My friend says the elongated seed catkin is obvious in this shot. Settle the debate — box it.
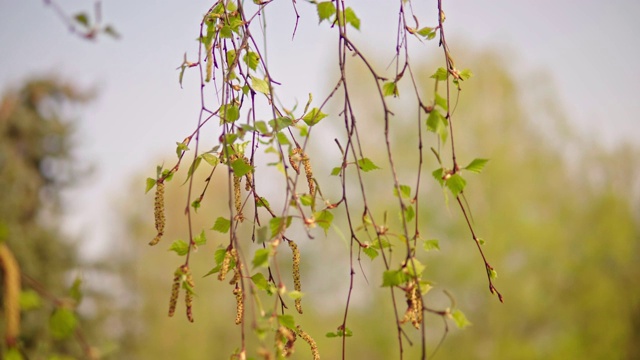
[233,285,244,325]
[218,247,233,281]
[288,240,303,314]
[296,325,319,360]
[168,266,182,317]
[184,266,195,322]
[289,147,302,174]
[150,181,165,245]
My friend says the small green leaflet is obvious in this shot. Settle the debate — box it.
[426,110,448,143]
[431,67,448,81]
[417,27,436,39]
[383,82,399,97]
[404,205,415,222]
[299,194,313,206]
[68,277,83,304]
[19,290,42,310]
[314,210,334,235]
[168,240,189,256]
[464,158,489,173]
[231,158,253,177]
[212,217,231,233]
[489,268,498,279]
[201,152,219,166]
[278,314,296,330]
[183,156,202,184]
[176,141,189,157]
[357,158,381,172]
[451,309,472,329]
[431,168,445,186]
[287,290,303,300]
[382,269,409,287]
[269,116,294,131]
[317,1,336,23]
[459,69,473,81]
[326,327,353,338]
[49,308,78,340]
[73,13,90,27]
[194,230,207,246]
[243,51,260,71]
[423,239,440,251]
[344,7,361,30]
[434,92,448,111]
[145,178,156,194]
[269,216,292,238]
[404,257,425,277]
[394,184,411,199]
[251,76,270,94]
[255,120,269,134]
[251,272,269,291]
[363,246,378,260]
[220,104,240,123]
[191,198,200,211]
[302,108,327,126]
[331,166,342,176]
[252,248,271,268]
[446,174,466,197]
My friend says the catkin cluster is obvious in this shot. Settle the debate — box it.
[288,240,303,314]
[168,265,195,322]
[289,147,302,174]
[276,326,296,358]
[296,325,319,360]
[400,281,423,329]
[218,247,235,281]
[289,147,315,198]
[149,181,165,245]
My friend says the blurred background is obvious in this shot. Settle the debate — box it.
[0,1,639,359]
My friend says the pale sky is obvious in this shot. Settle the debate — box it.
[1,0,638,257]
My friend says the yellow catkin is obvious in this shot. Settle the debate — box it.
[168,266,182,317]
[412,286,423,329]
[218,247,233,281]
[279,326,296,358]
[288,147,302,174]
[184,266,195,322]
[233,285,244,325]
[229,248,241,285]
[296,325,319,360]
[205,43,213,82]
[149,181,165,245]
[288,240,303,314]
[302,152,315,197]
[244,156,253,191]
[233,174,244,222]
[0,243,21,347]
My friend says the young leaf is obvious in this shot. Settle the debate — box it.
[404,205,415,222]
[252,248,271,268]
[183,156,202,184]
[382,269,408,287]
[393,184,411,199]
[73,13,90,27]
[231,158,253,177]
[145,178,156,194]
[404,257,425,277]
[212,217,231,233]
[317,1,336,23]
[451,309,472,329]
[302,108,327,126]
[423,239,440,251]
[269,216,292,239]
[69,277,83,304]
[251,272,270,291]
[168,240,189,256]
[446,174,466,197]
[314,210,334,235]
[434,92,448,111]
[357,158,381,172]
[176,141,189,157]
[251,76,270,94]
[430,67,448,81]
[278,314,296,330]
[363,246,378,260]
[383,82,399,97]
[331,166,342,176]
[459,69,473,80]
[464,158,489,173]
[19,290,42,311]
[344,7,361,30]
[194,230,207,246]
[417,27,435,38]
[220,104,240,123]
[299,194,313,206]
[201,152,219,166]
[243,51,260,71]
[49,308,78,340]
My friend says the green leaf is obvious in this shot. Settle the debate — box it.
[330,166,342,176]
[73,13,90,27]
[394,185,411,199]
[49,308,78,340]
[231,158,253,177]
[257,225,268,243]
[269,216,292,238]
[103,25,120,39]
[382,269,408,287]
[220,25,233,39]
[317,1,336,23]
[363,246,378,260]
[446,174,466,197]
[417,27,434,38]
[288,290,303,301]
[175,141,189,158]
[252,248,271,268]
[201,152,219,166]
[255,120,269,134]
[430,67,448,81]
[404,257,425,277]
[256,196,270,208]
[489,268,498,279]
[251,76,270,94]
[423,239,440,251]
[432,168,445,186]
[19,290,42,311]
[357,158,381,172]
[344,7,361,30]
[459,69,473,80]
[326,328,353,338]
[251,272,269,291]
[404,205,415,222]
[168,240,189,256]
[302,108,327,126]
[451,309,472,329]
[243,51,260,71]
[382,82,399,97]
[434,92,448,111]
[69,277,83,304]
[426,109,448,142]
[278,314,296,330]
[269,116,294,131]
[220,104,240,123]
[212,217,231,233]
[194,230,207,246]
[183,156,202,184]
[314,210,334,235]
[464,158,489,173]
[299,194,313,206]
[145,178,156,194]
